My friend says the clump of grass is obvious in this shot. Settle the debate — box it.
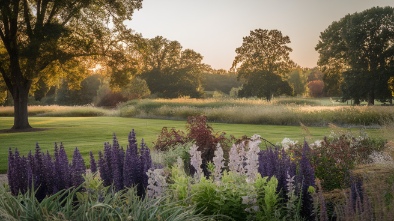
[0,105,118,117]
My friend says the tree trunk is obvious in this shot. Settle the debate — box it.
[12,86,32,130]
[367,91,375,106]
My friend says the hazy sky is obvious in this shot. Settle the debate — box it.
[128,0,394,70]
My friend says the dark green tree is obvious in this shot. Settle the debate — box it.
[56,74,102,105]
[232,29,296,100]
[316,6,394,105]
[287,69,307,96]
[139,36,206,98]
[238,70,292,101]
[0,0,142,129]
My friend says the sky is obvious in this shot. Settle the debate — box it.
[127,0,394,70]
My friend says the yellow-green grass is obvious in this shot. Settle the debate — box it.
[0,116,362,173]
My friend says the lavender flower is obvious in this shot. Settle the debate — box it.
[54,142,71,190]
[89,151,97,173]
[98,151,111,186]
[71,147,86,187]
[298,141,315,220]
[111,135,124,191]
[44,150,55,194]
[123,144,141,188]
[139,139,152,196]
[8,148,28,195]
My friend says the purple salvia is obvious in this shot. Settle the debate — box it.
[34,142,48,201]
[71,147,86,187]
[8,148,28,195]
[298,141,315,220]
[128,129,137,151]
[44,150,55,194]
[103,142,113,182]
[111,143,123,191]
[98,151,111,186]
[27,151,34,190]
[89,151,97,173]
[108,133,125,191]
[55,143,71,190]
[19,156,28,194]
[123,145,141,188]
[139,139,152,197]
[7,148,15,195]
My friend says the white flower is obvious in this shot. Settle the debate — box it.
[245,140,260,183]
[213,143,225,182]
[228,142,246,175]
[281,138,298,150]
[189,144,203,180]
[146,168,167,199]
[311,140,323,148]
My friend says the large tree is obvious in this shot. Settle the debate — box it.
[0,0,142,129]
[232,29,295,100]
[316,6,394,105]
[139,36,207,98]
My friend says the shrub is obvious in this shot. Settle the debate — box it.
[153,127,188,151]
[95,91,127,107]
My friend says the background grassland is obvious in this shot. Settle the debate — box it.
[118,98,394,126]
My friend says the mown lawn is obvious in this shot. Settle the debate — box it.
[0,116,346,172]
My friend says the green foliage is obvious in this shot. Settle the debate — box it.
[202,73,241,94]
[139,36,206,98]
[316,6,394,105]
[232,29,295,76]
[121,77,151,100]
[287,69,307,96]
[255,176,282,221]
[169,158,192,202]
[0,174,211,221]
[0,0,143,129]
[191,172,250,220]
[238,70,293,101]
[56,74,102,106]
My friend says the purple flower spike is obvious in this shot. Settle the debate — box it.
[71,147,86,187]
[90,151,97,173]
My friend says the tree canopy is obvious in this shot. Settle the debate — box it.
[316,6,394,105]
[0,0,142,129]
[232,29,295,100]
[139,36,207,98]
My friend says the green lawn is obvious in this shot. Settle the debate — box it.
[0,116,380,173]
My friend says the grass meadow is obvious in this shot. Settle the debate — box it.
[0,116,336,173]
[0,97,391,173]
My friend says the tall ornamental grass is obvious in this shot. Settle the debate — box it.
[118,99,394,126]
